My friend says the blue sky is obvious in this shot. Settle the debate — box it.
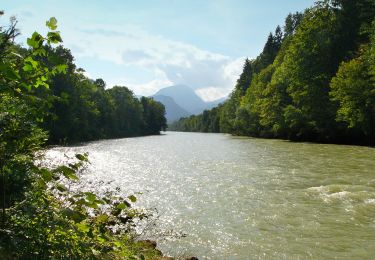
[2,0,315,100]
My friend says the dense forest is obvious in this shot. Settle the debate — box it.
[170,0,375,145]
[43,51,167,143]
[0,14,166,258]
[2,18,167,145]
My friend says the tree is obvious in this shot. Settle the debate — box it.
[1,15,66,228]
[0,16,164,259]
[219,58,254,133]
[141,97,167,135]
[273,5,341,140]
[94,78,106,90]
[169,1,375,144]
[330,56,374,138]
[283,12,303,38]
[329,22,375,142]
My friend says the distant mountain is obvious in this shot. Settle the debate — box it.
[152,95,190,122]
[150,84,228,123]
[153,85,206,114]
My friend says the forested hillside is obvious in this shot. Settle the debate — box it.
[170,0,375,145]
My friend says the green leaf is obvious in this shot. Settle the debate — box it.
[55,165,78,180]
[76,222,90,233]
[23,63,34,72]
[55,64,67,74]
[25,57,38,69]
[128,195,137,203]
[36,179,47,189]
[75,153,88,162]
[46,17,58,30]
[85,202,99,209]
[116,202,128,210]
[95,214,109,223]
[0,63,20,80]
[85,192,96,202]
[27,32,43,48]
[113,241,122,247]
[112,208,121,216]
[47,31,62,44]
[61,208,86,222]
[27,38,36,48]
[33,48,47,56]
[56,183,67,192]
[40,168,53,182]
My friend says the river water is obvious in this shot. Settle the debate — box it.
[46,132,375,259]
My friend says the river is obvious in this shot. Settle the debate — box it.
[45,131,375,259]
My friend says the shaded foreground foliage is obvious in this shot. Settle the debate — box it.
[0,15,166,258]
[170,0,375,145]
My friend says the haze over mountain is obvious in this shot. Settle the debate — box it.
[205,96,227,110]
[151,85,227,122]
[152,95,190,122]
[153,85,206,114]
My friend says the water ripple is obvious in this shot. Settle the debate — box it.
[45,132,375,259]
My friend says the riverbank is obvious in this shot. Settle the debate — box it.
[168,129,375,147]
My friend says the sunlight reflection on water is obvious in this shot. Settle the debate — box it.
[45,132,375,259]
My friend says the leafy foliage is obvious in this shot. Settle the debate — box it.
[330,22,375,142]
[171,1,375,145]
[0,14,164,258]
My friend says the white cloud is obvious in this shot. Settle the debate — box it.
[73,26,228,68]
[8,12,245,99]
[128,78,173,97]
[224,57,246,84]
[121,49,153,65]
[195,87,229,102]
[195,57,245,101]
[106,69,173,97]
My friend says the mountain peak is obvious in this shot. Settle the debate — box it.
[151,85,227,123]
[154,85,206,114]
[154,84,194,95]
[152,95,190,122]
